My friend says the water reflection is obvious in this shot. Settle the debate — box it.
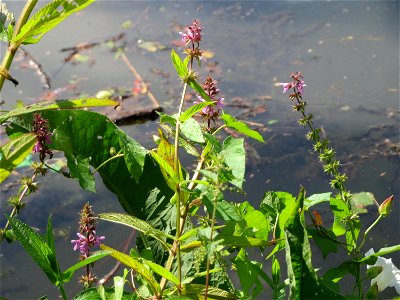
[1,1,398,299]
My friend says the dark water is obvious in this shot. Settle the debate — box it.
[1,1,399,299]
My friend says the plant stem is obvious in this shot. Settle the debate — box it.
[359,214,383,250]
[204,184,219,300]
[0,0,38,91]
[1,172,37,242]
[58,283,67,300]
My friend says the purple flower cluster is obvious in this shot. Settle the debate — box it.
[71,231,105,254]
[71,203,105,257]
[179,19,202,45]
[280,72,306,95]
[32,113,53,161]
[195,75,224,127]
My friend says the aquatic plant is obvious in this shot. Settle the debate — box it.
[0,1,399,299]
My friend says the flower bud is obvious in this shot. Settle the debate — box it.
[378,195,394,217]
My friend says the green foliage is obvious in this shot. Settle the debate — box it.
[221,114,264,142]
[13,0,96,45]
[180,102,214,123]
[73,287,138,300]
[98,212,174,246]
[8,216,61,285]
[221,136,245,189]
[0,133,36,183]
[284,188,343,299]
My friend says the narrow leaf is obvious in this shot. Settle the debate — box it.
[179,101,214,123]
[221,114,264,142]
[0,98,119,123]
[62,250,111,283]
[100,244,160,294]
[98,212,174,242]
[187,79,212,102]
[145,260,179,286]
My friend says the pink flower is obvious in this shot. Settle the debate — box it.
[280,82,293,93]
[279,72,306,95]
[179,20,202,45]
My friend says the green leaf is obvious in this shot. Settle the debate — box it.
[284,188,344,299]
[350,192,375,214]
[198,186,241,221]
[145,260,179,286]
[150,151,179,184]
[8,217,60,285]
[304,192,332,208]
[187,79,212,102]
[0,133,36,183]
[114,276,125,300]
[179,101,214,123]
[244,209,270,241]
[221,114,264,142]
[180,117,205,143]
[307,227,338,259]
[221,136,245,188]
[221,235,273,247]
[100,244,160,295]
[98,212,174,244]
[65,153,95,192]
[181,284,237,299]
[0,98,119,123]
[14,0,96,45]
[233,249,265,299]
[321,261,355,292]
[72,287,138,300]
[171,49,188,79]
[330,195,350,236]
[357,245,400,264]
[62,250,111,283]
[118,130,147,183]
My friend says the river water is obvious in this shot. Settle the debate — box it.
[1,1,399,299]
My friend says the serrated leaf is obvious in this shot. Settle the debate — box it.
[221,114,264,142]
[14,0,96,45]
[8,217,59,285]
[0,133,36,183]
[171,49,188,79]
[0,98,118,123]
[98,213,174,243]
[72,287,138,300]
[179,101,214,123]
[100,244,160,294]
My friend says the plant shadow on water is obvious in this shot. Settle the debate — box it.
[0,1,398,299]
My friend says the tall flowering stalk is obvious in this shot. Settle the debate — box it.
[32,113,53,162]
[195,75,224,131]
[71,202,105,288]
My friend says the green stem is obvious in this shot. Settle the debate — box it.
[1,172,37,242]
[0,0,38,91]
[359,214,383,250]
[92,153,124,174]
[204,184,219,300]
[58,283,68,300]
